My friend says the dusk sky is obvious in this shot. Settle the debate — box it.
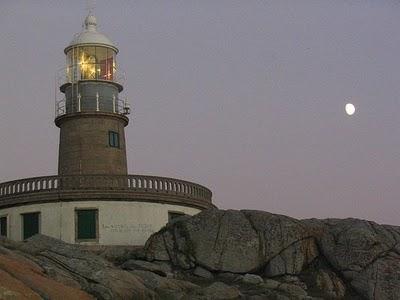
[1,1,399,225]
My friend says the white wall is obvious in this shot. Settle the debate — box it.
[0,201,201,245]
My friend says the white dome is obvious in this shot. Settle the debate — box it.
[65,14,118,53]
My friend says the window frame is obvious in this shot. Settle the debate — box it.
[75,208,99,243]
[21,212,41,240]
[0,215,8,238]
[108,130,120,148]
[168,211,186,223]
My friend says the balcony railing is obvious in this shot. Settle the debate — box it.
[55,95,130,118]
[0,175,213,209]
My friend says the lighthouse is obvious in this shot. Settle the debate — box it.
[0,12,214,245]
[56,14,130,176]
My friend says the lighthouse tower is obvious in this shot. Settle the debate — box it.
[0,12,213,246]
[55,14,130,176]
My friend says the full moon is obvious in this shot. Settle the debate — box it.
[345,103,356,116]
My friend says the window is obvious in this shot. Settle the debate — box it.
[109,131,120,148]
[0,216,7,237]
[22,212,40,240]
[168,211,186,223]
[76,209,98,241]
[79,46,97,80]
[66,46,116,82]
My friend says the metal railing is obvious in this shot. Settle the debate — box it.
[0,174,212,204]
[55,95,130,118]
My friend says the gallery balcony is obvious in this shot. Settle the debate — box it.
[0,175,214,211]
[55,95,130,118]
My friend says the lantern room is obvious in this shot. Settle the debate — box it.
[56,14,128,117]
[65,46,116,82]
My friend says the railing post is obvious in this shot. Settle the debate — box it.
[77,93,81,112]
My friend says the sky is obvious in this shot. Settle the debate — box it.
[0,1,399,225]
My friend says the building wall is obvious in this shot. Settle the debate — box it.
[57,114,128,175]
[0,201,200,245]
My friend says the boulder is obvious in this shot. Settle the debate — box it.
[1,208,400,300]
[10,235,155,300]
[130,270,200,298]
[0,245,93,300]
[217,272,243,283]
[145,209,400,299]
[264,238,318,277]
[312,219,400,299]
[145,209,317,274]
[0,269,42,300]
[203,282,241,299]
[241,274,264,285]
[121,259,168,276]
[193,266,213,279]
[277,283,308,298]
[145,233,170,261]
[263,279,280,289]
[314,269,346,299]
[84,245,145,265]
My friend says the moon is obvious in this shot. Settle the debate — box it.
[345,103,356,116]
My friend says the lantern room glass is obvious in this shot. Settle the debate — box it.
[66,46,116,82]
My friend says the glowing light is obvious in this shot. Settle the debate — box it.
[79,52,96,79]
[345,103,356,116]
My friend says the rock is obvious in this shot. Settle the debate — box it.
[311,219,400,299]
[263,279,280,289]
[153,261,174,277]
[244,296,266,300]
[146,209,400,299]
[242,274,264,285]
[193,266,213,279]
[145,232,170,261]
[0,269,42,300]
[1,208,400,300]
[298,257,349,299]
[154,289,185,300]
[121,259,168,276]
[277,283,308,298]
[314,269,346,299]
[217,272,243,282]
[145,210,261,272]
[145,209,316,274]
[203,282,241,299]
[130,270,169,290]
[91,246,145,265]
[264,238,319,277]
[131,270,200,298]
[0,245,94,300]
[278,275,308,291]
[10,235,155,300]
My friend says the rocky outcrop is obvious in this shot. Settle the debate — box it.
[145,209,400,299]
[0,235,155,300]
[0,240,93,300]
[1,209,399,299]
[307,218,400,300]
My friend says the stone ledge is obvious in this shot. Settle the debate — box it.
[0,189,215,211]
